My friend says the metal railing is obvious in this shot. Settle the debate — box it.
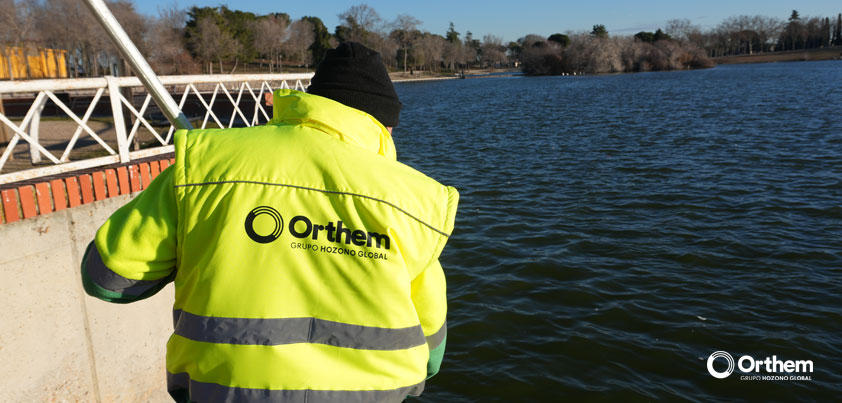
[0,73,313,185]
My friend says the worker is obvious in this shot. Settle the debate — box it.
[80,42,459,403]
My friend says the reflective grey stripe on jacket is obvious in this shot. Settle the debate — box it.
[84,242,166,296]
[426,321,447,349]
[172,309,427,350]
[167,372,425,403]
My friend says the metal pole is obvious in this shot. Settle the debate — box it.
[81,0,193,130]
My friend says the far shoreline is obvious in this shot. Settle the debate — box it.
[389,68,521,83]
[385,47,842,82]
[713,46,842,65]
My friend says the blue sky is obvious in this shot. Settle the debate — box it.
[135,1,842,43]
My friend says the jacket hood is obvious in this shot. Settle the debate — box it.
[270,89,396,160]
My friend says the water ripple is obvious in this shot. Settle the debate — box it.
[395,61,842,401]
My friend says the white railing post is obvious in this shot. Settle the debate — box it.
[28,95,46,164]
[106,76,130,163]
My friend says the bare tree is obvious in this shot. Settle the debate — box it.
[518,35,566,75]
[337,4,382,47]
[0,0,38,47]
[781,10,806,50]
[462,31,480,66]
[147,5,196,74]
[803,17,824,48]
[38,0,119,77]
[367,27,398,69]
[339,4,381,31]
[190,17,218,74]
[752,16,784,52]
[718,16,752,54]
[109,0,148,75]
[286,18,314,69]
[382,36,400,68]
[31,0,151,77]
[253,15,288,72]
[391,14,421,73]
[665,19,698,43]
[480,34,507,68]
[442,40,463,71]
[0,0,14,43]
[190,16,240,74]
[563,34,622,73]
[0,0,40,79]
[416,33,445,72]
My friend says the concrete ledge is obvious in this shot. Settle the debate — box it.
[0,193,173,402]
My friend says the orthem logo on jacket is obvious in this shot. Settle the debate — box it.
[244,206,284,243]
[245,206,391,249]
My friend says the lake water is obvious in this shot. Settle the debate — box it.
[392,61,842,401]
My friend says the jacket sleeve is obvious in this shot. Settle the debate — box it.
[410,258,448,380]
[81,165,178,303]
[411,184,458,380]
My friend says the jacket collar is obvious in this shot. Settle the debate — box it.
[270,89,396,160]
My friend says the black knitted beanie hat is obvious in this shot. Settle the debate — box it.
[307,42,402,127]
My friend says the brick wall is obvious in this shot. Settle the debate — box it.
[1,157,174,225]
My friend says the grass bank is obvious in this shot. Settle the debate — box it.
[714,46,842,64]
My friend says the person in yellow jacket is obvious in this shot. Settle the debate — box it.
[80,42,459,403]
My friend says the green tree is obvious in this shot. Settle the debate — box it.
[781,9,804,50]
[334,25,352,43]
[634,31,655,43]
[507,41,521,58]
[301,16,331,64]
[463,31,480,64]
[446,22,459,43]
[653,28,671,41]
[218,6,259,62]
[184,6,258,71]
[547,33,570,47]
[822,17,831,47]
[835,14,841,46]
[590,24,608,38]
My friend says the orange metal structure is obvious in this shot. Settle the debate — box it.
[0,47,68,79]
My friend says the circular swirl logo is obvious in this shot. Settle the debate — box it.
[244,206,283,243]
[707,351,735,379]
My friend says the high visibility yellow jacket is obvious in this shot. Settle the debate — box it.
[81,89,459,402]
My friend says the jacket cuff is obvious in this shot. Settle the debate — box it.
[81,241,173,304]
[426,323,447,380]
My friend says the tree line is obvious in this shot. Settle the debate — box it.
[662,10,842,57]
[1,1,840,78]
[517,28,714,75]
[520,9,842,75]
